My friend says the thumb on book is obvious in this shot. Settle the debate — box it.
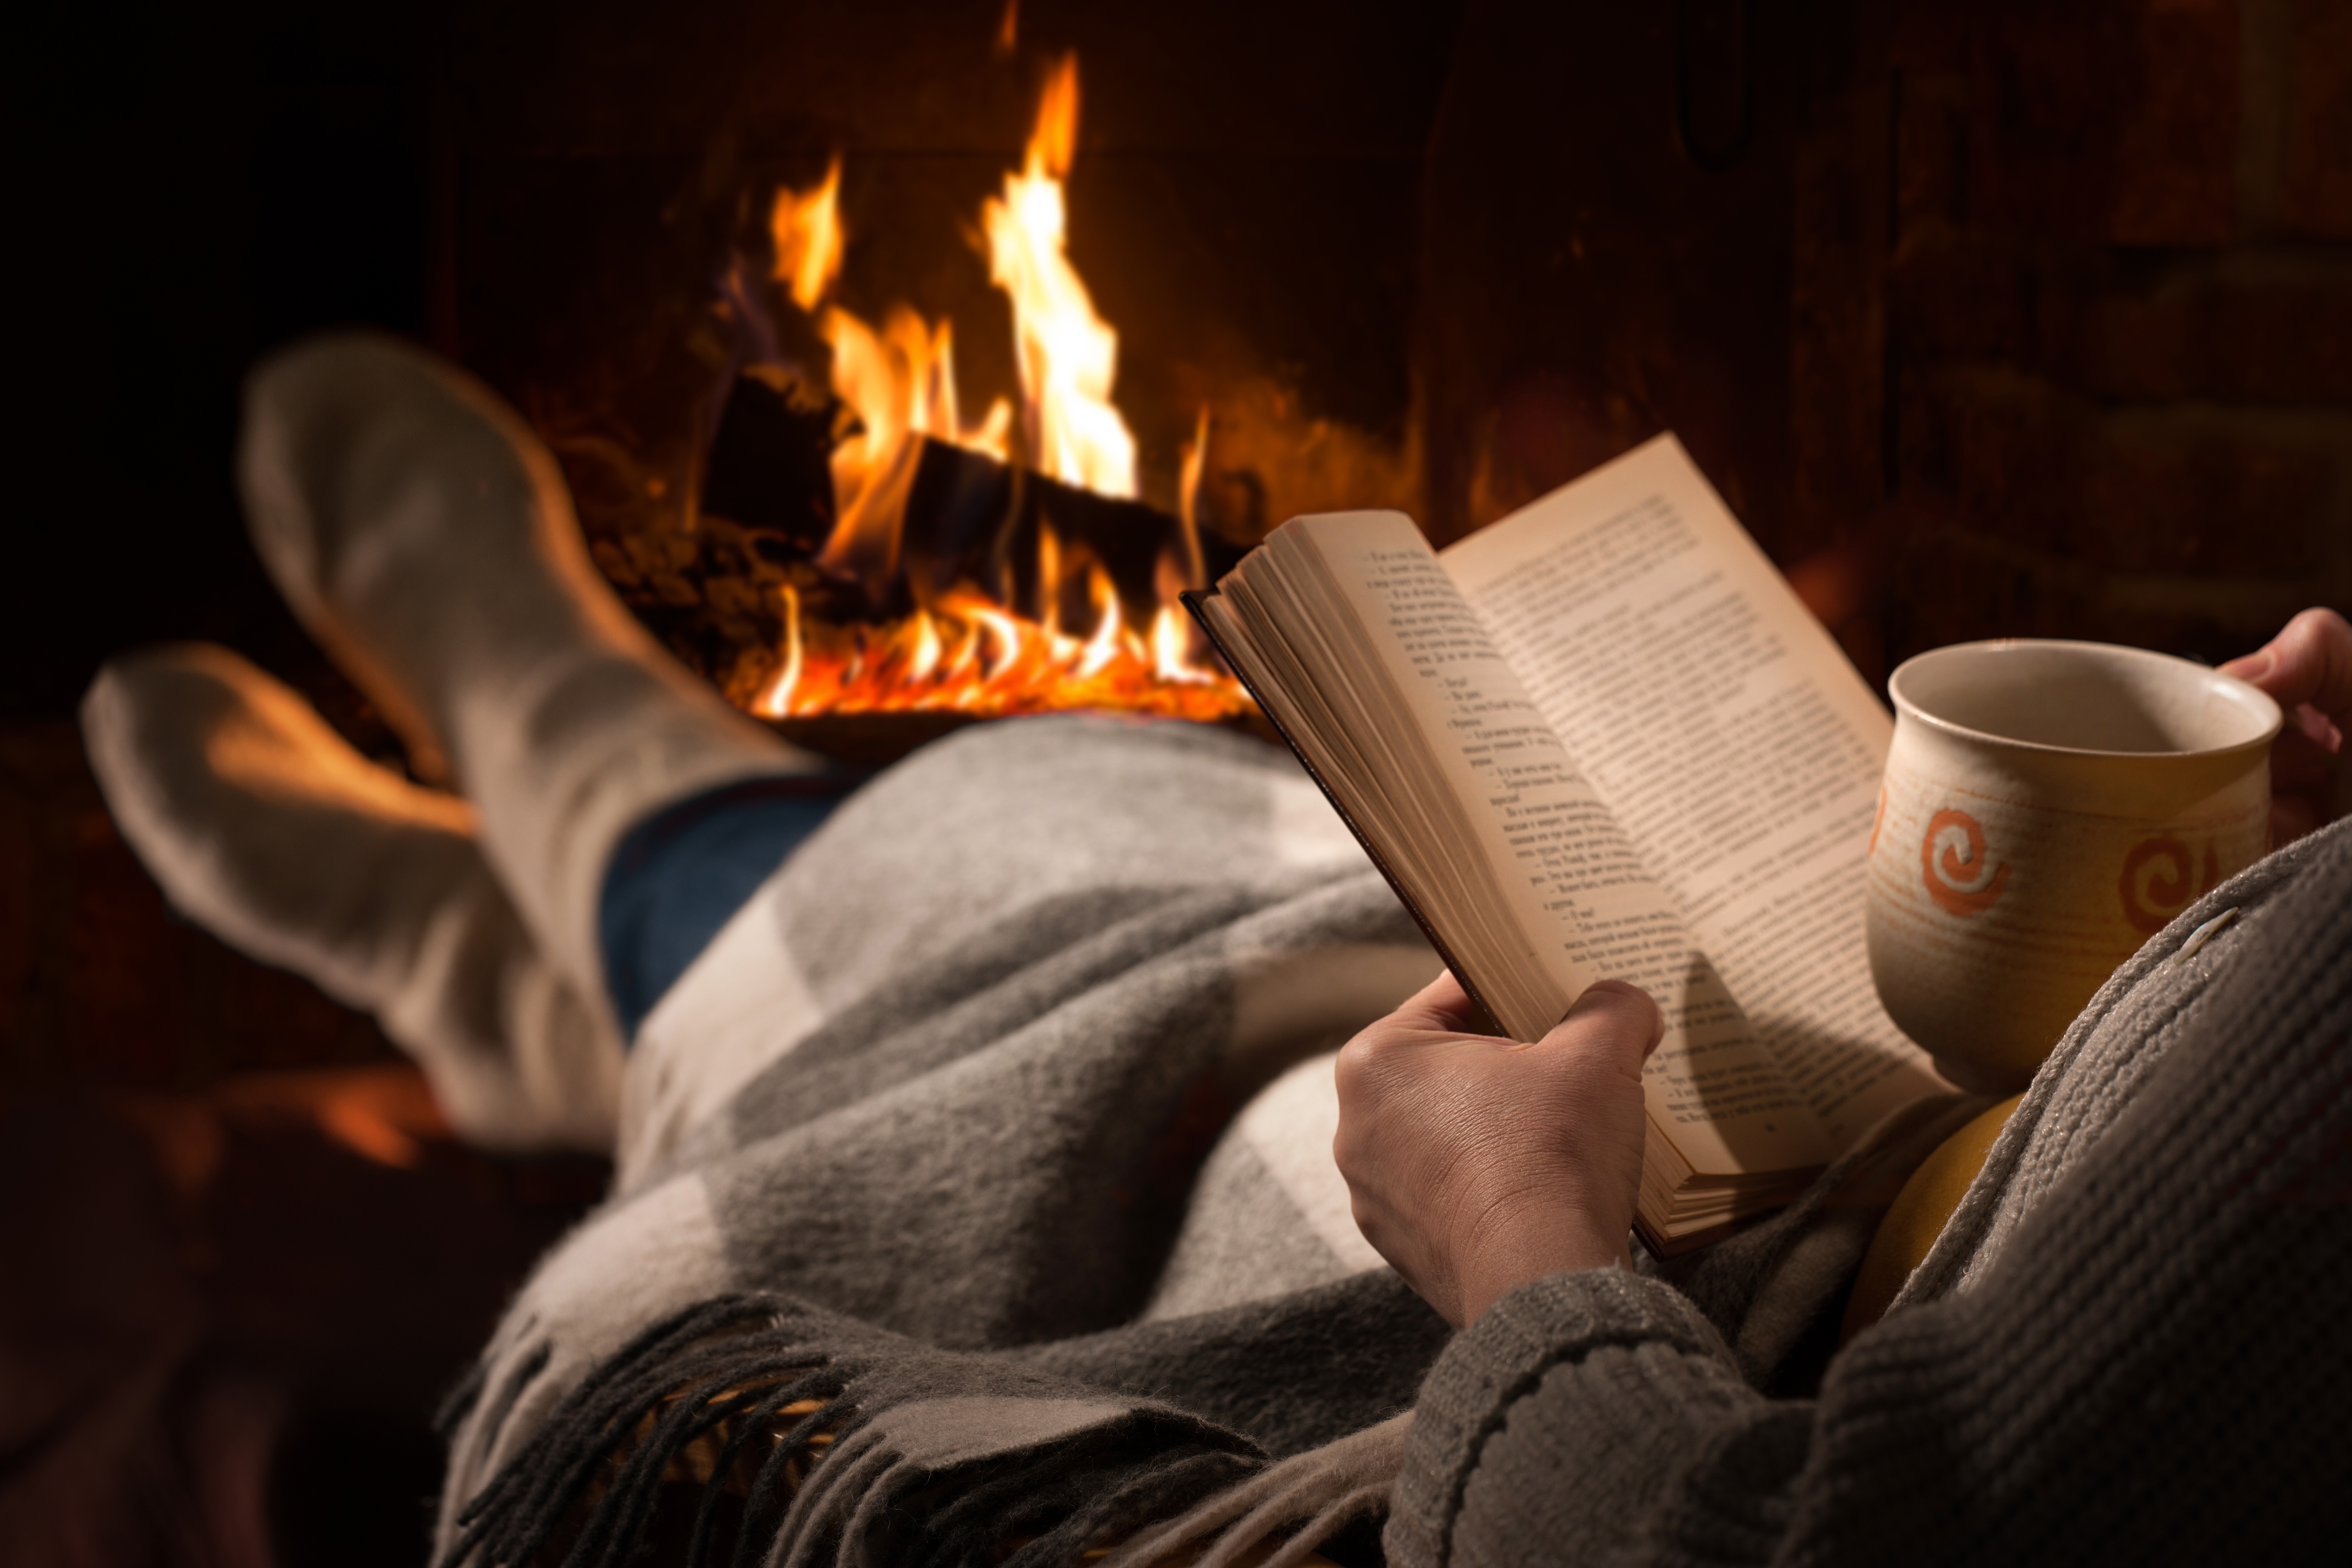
[1551,979,1667,1081]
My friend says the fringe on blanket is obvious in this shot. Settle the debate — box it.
[436,1295,1266,1568]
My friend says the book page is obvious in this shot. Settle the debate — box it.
[1278,514,1832,1175]
[1443,436,1946,1150]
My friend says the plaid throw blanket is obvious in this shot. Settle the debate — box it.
[433,716,1461,1567]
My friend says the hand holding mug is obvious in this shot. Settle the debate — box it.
[2219,607,2351,847]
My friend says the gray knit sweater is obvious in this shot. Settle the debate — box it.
[1389,810,2352,1565]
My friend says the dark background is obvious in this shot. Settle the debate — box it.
[2,2,2347,1564]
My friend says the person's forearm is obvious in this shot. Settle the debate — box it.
[1388,1269,1782,1568]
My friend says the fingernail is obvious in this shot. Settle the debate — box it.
[1568,980,1642,1013]
[2225,650,2274,682]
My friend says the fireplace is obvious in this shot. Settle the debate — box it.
[432,0,1461,760]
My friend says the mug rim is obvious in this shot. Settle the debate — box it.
[1887,638,2284,761]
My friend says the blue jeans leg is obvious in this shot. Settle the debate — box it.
[596,775,854,1041]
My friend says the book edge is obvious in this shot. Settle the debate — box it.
[1183,587,1508,1038]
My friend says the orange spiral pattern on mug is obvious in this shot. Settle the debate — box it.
[2119,835,2221,936]
[1922,808,2009,916]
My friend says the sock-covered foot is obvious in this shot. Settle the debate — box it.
[236,332,814,1014]
[82,642,623,1152]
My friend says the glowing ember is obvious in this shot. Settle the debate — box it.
[747,51,1250,725]
[752,577,1245,723]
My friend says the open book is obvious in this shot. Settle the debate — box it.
[1187,434,1946,1254]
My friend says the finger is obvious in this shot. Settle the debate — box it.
[1541,979,1665,1078]
[1375,968,1492,1038]
[2291,701,2345,756]
[2222,609,2352,748]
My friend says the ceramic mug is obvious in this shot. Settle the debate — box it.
[1866,640,2281,1092]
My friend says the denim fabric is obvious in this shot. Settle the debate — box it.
[597,775,853,1040]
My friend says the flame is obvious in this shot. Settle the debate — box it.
[983,54,1137,498]
[748,59,1246,726]
[770,157,845,312]
[1176,404,1210,588]
[756,582,807,716]
[1077,567,1123,677]
[1150,603,1210,686]
[750,527,1239,722]
[817,303,1012,589]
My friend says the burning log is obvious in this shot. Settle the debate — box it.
[898,438,1246,633]
[700,373,1243,632]
[693,370,1256,761]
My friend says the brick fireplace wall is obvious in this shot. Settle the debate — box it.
[1816,0,2352,681]
[1418,0,2349,688]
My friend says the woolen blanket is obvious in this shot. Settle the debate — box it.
[434,714,1463,1566]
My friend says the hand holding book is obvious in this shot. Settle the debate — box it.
[1189,434,1948,1253]
[1334,970,1664,1326]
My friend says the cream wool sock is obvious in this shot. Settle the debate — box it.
[82,644,621,1151]
[235,333,815,1024]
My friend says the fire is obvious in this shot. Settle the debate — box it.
[766,156,1012,592]
[769,156,844,312]
[984,54,1136,499]
[816,304,1011,592]
[753,578,1242,722]
[747,51,1248,726]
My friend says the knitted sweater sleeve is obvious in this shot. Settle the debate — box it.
[1388,820,2352,1567]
